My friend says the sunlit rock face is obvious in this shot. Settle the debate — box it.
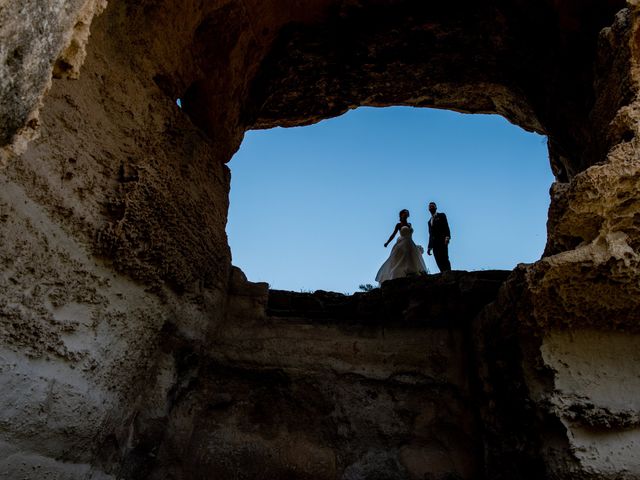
[0,0,107,162]
[0,0,639,479]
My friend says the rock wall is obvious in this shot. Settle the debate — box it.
[1,1,233,477]
[474,266,640,480]
[143,270,509,480]
[0,0,639,479]
[0,0,107,162]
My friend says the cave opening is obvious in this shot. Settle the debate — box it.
[227,106,552,293]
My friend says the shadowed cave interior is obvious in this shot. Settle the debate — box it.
[1,1,639,479]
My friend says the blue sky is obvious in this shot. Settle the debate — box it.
[227,106,553,293]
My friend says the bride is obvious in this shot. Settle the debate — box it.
[375,209,428,284]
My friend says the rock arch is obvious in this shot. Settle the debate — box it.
[1,1,639,479]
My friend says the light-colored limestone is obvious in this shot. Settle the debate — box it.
[0,0,107,164]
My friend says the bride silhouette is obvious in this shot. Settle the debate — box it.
[375,209,428,284]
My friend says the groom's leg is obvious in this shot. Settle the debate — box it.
[434,244,451,272]
[441,244,451,271]
[434,246,444,272]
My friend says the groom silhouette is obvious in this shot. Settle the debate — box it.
[427,201,452,272]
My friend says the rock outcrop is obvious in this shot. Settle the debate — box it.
[1,1,639,479]
[0,0,107,163]
[141,270,510,480]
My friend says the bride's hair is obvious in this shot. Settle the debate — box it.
[399,209,409,219]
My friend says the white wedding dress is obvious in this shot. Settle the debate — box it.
[375,225,428,284]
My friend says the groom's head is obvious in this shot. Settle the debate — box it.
[428,202,437,214]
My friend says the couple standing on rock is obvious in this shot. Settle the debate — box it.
[375,202,451,285]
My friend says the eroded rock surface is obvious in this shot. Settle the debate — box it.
[141,271,508,480]
[1,0,639,479]
[474,266,640,479]
[0,0,107,162]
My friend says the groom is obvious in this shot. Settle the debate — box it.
[427,201,452,272]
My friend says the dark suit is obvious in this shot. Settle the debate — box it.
[428,212,452,272]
